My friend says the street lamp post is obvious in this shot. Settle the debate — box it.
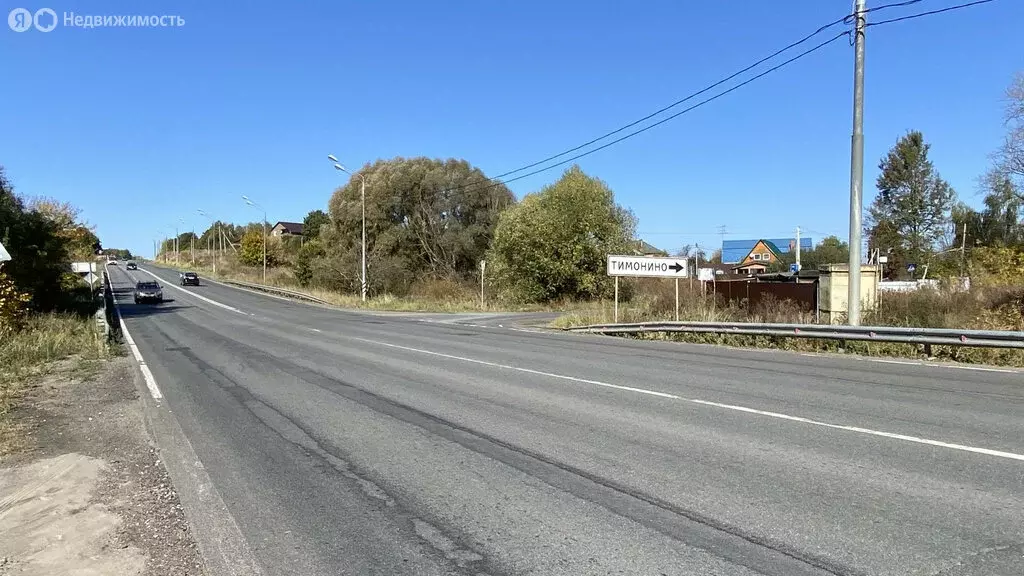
[241,196,267,283]
[197,210,218,275]
[328,155,367,302]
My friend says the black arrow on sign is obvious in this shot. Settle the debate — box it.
[669,262,685,273]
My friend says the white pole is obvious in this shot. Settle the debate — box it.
[674,277,679,321]
[480,261,485,309]
[614,276,619,323]
[795,226,801,271]
[360,177,367,302]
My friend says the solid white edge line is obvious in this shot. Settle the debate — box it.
[106,266,163,400]
[350,336,1024,462]
[138,268,245,315]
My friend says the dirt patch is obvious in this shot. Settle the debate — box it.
[0,357,204,575]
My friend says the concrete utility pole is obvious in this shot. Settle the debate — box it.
[847,0,867,326]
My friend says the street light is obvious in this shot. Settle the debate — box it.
[241,195,267,283]
[174,217,189,267]
[328,155,366,301]
[197,210,218,275]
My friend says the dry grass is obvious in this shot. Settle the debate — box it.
[155,251,587,314]
[0,313,109,454]
[551,279,1024,367]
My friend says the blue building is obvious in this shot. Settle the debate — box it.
[721,238,813,264]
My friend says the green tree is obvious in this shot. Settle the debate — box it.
[486,165,636,303]
[239,229,279,267]
[326,156,514,295]
[294,240,325,287]
[303,209,330,240]
[0,167,77,311]
[805,236,849,269]
[867,131,956,279]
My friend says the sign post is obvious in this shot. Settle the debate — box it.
[606,255,689,323]
[674,278,679,322]
[614,277,619,323]
[479,260,486,310]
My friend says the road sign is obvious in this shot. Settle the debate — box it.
[878,255,888,264]
[790,263,800,274]
[83,272,98,286]
[697,268,715,282]
[606,255,688,278]
[0,240,10,263]
[72,262,97,274]
[906,263,916,273]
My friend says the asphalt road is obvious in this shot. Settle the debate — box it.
[107,264,1024,576]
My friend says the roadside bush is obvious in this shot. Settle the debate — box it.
[294,240,325,287]
[0,272,31,338]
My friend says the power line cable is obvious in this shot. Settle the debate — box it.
[460,30,850,195]
[440,12,857,194]
[866,0,997,26]
[863,0,927,13]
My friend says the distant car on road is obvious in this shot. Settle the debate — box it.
[107,259,117,266]
[180,271,200,286]
[134,281,163,304]
[126,261,138,270]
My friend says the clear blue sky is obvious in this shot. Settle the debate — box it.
[2,0,1020,258]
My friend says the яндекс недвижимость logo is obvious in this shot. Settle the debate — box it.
[8,7,57,32]
[8,8,185,32]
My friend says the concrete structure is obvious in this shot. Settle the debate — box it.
[818,264,878,324]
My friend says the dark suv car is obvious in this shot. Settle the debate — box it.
[180,271,200,286]
[133,281,163,304]
[126,261,138,270]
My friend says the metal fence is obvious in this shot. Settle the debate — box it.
[100,271,123,342]
[565,321,1024,350]
[220,279,332,305]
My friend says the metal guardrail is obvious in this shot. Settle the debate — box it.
[565,321,1024,349]
[100,270,123,342]
[220,279,333,305]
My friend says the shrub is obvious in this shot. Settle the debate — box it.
[0,272,31,338]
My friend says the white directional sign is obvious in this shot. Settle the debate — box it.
[72,262,97,274]
[698,268,715,282]
[606,255,688,278]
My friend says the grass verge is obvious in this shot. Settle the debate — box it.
[552,283,1024,368]
[150,257,598,314]
[0,313,111,456]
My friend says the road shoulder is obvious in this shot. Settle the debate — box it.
[0,356,204,575]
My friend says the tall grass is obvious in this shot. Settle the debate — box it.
[552,280,1024,367]
[157,250,585,313]
[1,313,109,454]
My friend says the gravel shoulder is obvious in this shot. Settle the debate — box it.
[0,355,205,576]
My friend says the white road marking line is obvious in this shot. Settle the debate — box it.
[350,336,1024,462]
[941,364,1018,374]
[105,266,163,400]
[866,357,1019,373]
[351,337,681,400]
[310,328,322,333]
[138,268,245,314]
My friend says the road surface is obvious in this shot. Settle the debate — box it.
[106,264,1024,576]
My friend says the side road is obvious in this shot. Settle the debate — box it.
[0,355,205,576]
